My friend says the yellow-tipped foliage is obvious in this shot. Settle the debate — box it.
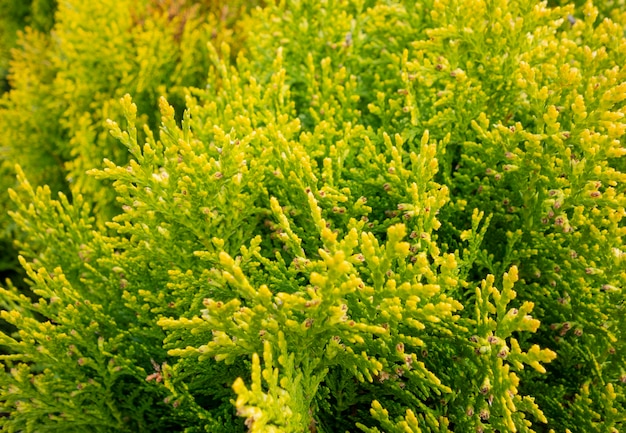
[0,0,624,432]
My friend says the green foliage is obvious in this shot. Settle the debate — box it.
[0,0,259,279]
[0,0,624,432]
[0,0,56,91]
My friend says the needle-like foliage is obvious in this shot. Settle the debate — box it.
[0,0,624,432]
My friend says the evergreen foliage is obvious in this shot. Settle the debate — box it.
[0,0,624,432]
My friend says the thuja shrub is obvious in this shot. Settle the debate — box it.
[0,0,56,91]
[1,0,624,432]
[0,0,258,279]
[0,0,56,276]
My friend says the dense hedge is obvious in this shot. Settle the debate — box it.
[0,0,625,432]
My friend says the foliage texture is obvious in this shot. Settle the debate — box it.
[0,0,625,432]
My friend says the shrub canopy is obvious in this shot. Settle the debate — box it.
[0,0,625,432]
